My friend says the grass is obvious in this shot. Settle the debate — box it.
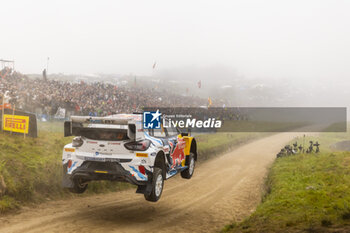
[0,121,264,213]
[223,129,350,233]
[0,122,132,213]
[219,121,307,133]
[196,132,266,161]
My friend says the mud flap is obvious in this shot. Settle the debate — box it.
[62,164,74,188]
[136,169,153,195]
[136,182,153,195]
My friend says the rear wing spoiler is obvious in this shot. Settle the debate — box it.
[64,116,144,141]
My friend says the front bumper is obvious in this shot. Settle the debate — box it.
[62,161,148,188]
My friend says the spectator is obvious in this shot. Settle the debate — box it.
[0,69,221,117]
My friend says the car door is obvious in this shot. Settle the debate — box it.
[150,126,185,170]
[165,126,186,169]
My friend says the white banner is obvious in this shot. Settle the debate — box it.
[54,107,66,119]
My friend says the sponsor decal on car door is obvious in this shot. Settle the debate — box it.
[168,136,186,169]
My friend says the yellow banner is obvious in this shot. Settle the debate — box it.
[3,114,29,134]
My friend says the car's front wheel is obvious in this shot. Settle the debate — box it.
[181,152,195,179]
[144,167,164,202]
[69,177,88,194]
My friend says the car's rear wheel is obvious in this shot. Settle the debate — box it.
[144,167,164,202]
[69,177,88,194]
[181,152,195,179]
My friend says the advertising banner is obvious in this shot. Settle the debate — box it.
[0,109,37,137]
[2,114,30,134]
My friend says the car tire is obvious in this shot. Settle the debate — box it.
[69,177,88,194]
[144,167,164,202]
[181,152,195,179]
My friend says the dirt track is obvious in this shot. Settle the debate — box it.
[0,132,305,233]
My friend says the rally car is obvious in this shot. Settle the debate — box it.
[62,114,197,202]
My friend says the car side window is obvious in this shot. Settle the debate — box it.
[152,128,167,138]
[148,125,180,138]
[167,126,179,137]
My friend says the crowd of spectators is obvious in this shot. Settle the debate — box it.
[0,68,212,118]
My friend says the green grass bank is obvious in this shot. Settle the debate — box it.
[223,131,350,233]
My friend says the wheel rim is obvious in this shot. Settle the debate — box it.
[77,178,86,188]
[189,157,195,175]
[155,174,163,197]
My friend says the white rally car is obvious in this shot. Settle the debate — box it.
[62,114,197,202]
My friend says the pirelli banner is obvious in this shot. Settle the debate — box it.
[0,109,37,138]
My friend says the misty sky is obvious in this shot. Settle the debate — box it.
[1,0,349,81]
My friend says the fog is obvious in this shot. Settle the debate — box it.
[1,0,350,107]
[154,65,350,108]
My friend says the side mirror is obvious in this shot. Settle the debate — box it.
[181,128,191,137]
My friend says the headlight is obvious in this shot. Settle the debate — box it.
[72,136,84,147]
[124,140,151,151]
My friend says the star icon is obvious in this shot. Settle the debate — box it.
[151,110,161,122]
